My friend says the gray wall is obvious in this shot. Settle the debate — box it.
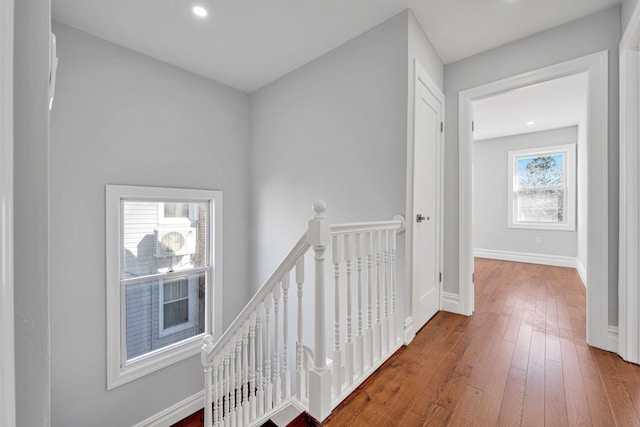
[444,6,620,323]
[249,11,443,338]
[49,22,251,427]
[14,0,51,426]
[473,126,578,257]
[250,11,409,288]
[408,11,443,89]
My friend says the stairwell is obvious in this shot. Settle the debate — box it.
[198,201,405,426]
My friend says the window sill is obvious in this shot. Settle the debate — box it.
[507,222,576,231]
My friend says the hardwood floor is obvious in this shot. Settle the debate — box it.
[324,258,640,426]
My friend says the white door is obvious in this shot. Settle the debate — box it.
[412,62,443,332]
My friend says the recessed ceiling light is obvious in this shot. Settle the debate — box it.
[193,6,208,17]
[527,121,535,126]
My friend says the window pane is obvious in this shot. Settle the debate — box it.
[164,203,190,218]
[517,154,564,189]
[163,278,188,302]
[164,299,188,328]
[517,188,565,222]
[121,200,208,278]
[124,272,206,360]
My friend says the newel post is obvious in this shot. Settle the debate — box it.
[307,200,332,421]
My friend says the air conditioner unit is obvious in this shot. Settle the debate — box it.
[154,227,197,257]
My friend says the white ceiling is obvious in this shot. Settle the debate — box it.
[51,0,620,93]
[472,72,587,141]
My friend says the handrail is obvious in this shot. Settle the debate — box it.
[204,217,404,359]
[330,215,405,235]
[203,232,310,359]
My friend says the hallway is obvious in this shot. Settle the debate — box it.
[324,258,639,426]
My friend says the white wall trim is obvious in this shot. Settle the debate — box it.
[441,291,461,314]
[0,0,15,425]
[132,390,204,427]
[609,325,619,354]
[618,0,640,364]
[474,249,577,268]
[576,258,587,288]
[459,51,610,351]
[403,316,415,345]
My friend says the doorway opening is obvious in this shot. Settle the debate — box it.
[472,73,587,283]
[458,51,613,352]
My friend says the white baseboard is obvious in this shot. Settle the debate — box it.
[474,248,577,269]
[132,390,203,427]
[608,325,619,353]
[403,316,415,345]
[576,258,588,287]
[441,291,461,314]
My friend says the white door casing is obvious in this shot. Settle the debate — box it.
[618,2,640,364]
[411,60,444,334]
[0,0,15,425]
[458,51,611,351]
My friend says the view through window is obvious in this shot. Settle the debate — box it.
[508,144,576,230]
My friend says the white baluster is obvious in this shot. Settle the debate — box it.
[256,304,264,418]
[210,356,218,427]
[295,257,305,401]
[307,200,332,421]
[344,233,354,386]
[224,353,230,426]
[235,333,242,427]
[366,231,374,369]
[332,234,342,396]
[264,294,273,411]
[382,230,389,354]
[355,233,364,376]
[242,323,249,426]
[217,361,224,426]
[375,230,382,361]
[249,313,257,421]
[282,274,291,400]
[390,229,397,347]
[273,285,282,406]
[229,344,236,427]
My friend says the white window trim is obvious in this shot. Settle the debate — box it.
[507,143,576,231]
[106,185,223,390]
[0,0,15,424]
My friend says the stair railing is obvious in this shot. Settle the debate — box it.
[201,201,405,426]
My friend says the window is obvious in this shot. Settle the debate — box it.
[106,185,222,389]
[158,202,197,224]
[162,277,189,330]
[508,144,576,230]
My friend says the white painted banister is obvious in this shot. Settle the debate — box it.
[201,202,405,426]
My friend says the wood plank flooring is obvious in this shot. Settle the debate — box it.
[324,258,640,426]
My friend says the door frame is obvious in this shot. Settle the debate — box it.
[618,3,640,363]
[458,51,613,351]
[404,59,444,344]
[0,0,16,425]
